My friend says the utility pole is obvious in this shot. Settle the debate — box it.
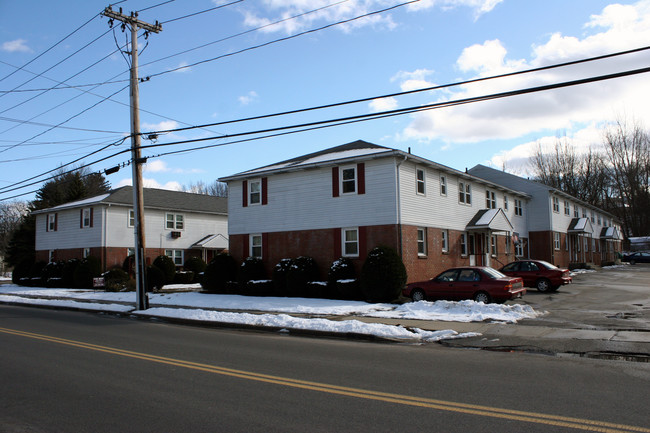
[102,6,162,310]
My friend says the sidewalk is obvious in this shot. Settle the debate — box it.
[2,287,649,360]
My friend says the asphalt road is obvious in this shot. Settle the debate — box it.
[1,305,649,433]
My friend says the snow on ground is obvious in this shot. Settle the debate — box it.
[0,283,543,342]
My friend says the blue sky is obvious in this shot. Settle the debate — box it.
[1,0,649,200]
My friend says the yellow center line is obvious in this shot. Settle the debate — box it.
[1,326,647,433]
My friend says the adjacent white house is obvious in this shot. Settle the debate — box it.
[33,186,228,270]
[468,164,623,266]
[219,140,531,282]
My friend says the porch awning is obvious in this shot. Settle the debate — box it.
[600,227,621,240]
[466,209,513,232]
[568,218,594,234]
[190,233,228,250]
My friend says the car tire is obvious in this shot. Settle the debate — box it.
[630,259,636,265]
[536,278,552,292]
[411,289,426,302]
[473,291,491,304]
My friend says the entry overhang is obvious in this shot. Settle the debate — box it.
[465,209,514,233]
[568,218,594,234]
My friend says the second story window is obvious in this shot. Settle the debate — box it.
[249,179,261,205]
[82,208,92,228]
[564,200,570,215]
[166,213,184,230]
[503,195,509,211]
[128,210,135,227]
[458,181,471,205]
[440,175,447,196]
[416,168,425,195]
[552,197,560,213]
[341,166,357,194]
[47,213,57,232]
[514,199,523,216]
[486,190,496,209]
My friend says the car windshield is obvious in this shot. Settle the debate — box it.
[537,260,559,270]
[482,267,507,279]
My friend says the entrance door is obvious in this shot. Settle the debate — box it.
[469,234,476,266]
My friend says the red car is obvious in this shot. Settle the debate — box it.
[499,260,572,293]
[403,266,526,304]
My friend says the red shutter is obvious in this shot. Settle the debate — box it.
[332,167,339,197]
[333,228,341,258]
[261,177,268,205]
[90,208,94,228]
[80,209,84,228]
[262,233,269,259]
[54,213,58,231]
[359,226,367,259]
[242,235,249,258]
[242,180,248,207]
[357,163,365,195]
[46,215,49,232]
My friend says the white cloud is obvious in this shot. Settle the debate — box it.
[1,39,31,53]
[172,61,192,73]
[143,159,169,173]
[238,90,258,105]
[398,1,650,144]
[116,177,183,191]
[142,120,179,132]
[391,69,436,91]
[408,0,503,19]
[369,97,398,112]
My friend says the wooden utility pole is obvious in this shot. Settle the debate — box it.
[102,6,162,310]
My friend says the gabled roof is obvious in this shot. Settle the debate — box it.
[219,140,530,198]
[33,186,227,215]
[466,208,514,232]
[568,217,594,234]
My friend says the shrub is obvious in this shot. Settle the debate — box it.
[202,253,238,293]
[12,259,33,285]
[271,258,293,296]
[28,261,47,287]
[286,256,319,297]
[42,261,65,288]
[360,246,407,303]
[245,279,274,296]
[103,268,131,292]
[62,259,81,288]
[239,257,265,289]
[184,256,207,283]
[122,254,135,276]
[73,256,102,289]
[173,271,195,285]
[146,265,165,292]
[153,255,176,284]
[328,257,359,299]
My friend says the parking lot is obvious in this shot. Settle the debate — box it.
[515,264,650,332]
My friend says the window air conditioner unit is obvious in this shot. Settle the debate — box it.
[171,231,181,239]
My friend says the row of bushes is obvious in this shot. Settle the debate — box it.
[201,246,407,303]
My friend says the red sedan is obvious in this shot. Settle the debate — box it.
[403,266,525,304]
[499,260,572,292]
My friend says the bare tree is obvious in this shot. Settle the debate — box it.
[0,201,28,270]
[182,180,228,197]
[602,118,650,237]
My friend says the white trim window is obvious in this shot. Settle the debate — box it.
[458,181,471,205]
[515,242,524,257]
[82,208,92,228]
[342,228,359,257]
[440,175,447,196]
[128,209,135,227]
[166,213,184,230]
[590,211,595,223]
[460,233,468,256]
[417,228,427,256]
[503,195,509,211]
[341,166,357,194]
[83,247,91,258]
[554,232,561,250]
[249,179,262,205]
[552,196,560,213]
[47,214,56,232]
[486,190,496,209]
[165,249,184,266]
[564,200,570,216]
[514,199,523,216]
[574,206,579,218]
[416,168,425,195]
[490,235,497,256]
[441,229,449,253]
[249,234,263,258]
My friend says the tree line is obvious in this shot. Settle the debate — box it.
[530,118,649,238]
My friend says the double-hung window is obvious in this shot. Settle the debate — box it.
[47,214,57,232]
[554,232,561,250]
[165,249,184,266]
[460,233,468,256]
[458,181,471,205]
[490,235,497,256]
[417,228,427,256]
[574,206,579,218]
[440,175,447,196]
[250,234,263,258]
[416,168,425,195]
[486,190,496,209]
[341,166,357,194]
[249,179,261,205]
[441,229,449,253]
[564,200,570,216]
[166,213,184,230]
[503,195,509,211]
[82,208,92,228]
[552,197,560,213]
[342,228,359,257]
[514,199,523,216]
[128,210,135,227]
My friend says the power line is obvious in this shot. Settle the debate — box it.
[146,0,418,78]
[141,45,650,137]
[0,115,125,134]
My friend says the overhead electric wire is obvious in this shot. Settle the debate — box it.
[160,0,243,24]
[141,44,650,137]
[147,0,419,78]
[0,115,125,134]
[137,0,176,13]
[0,13,100,84]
